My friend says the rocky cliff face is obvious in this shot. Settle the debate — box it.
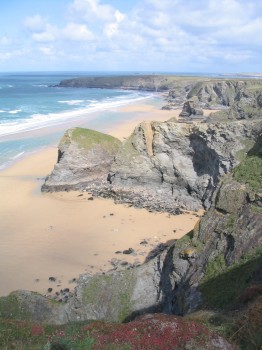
[42,127,121,192]
[164,79,262,122]
[3,137,261,327]
[42,119,262,212]
[1,124,261,350]
[109,119,262,210]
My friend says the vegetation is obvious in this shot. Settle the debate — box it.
[119,134,141,160]
[200,247,262,309]
[233,136,262,191]
[60,127,121,152]
[0,293,29,320]
[0,314,233,350]
[0,319,95,350]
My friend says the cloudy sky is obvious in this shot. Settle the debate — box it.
[0,0,261,73]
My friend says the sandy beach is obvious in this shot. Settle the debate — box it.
[0,103,202,297]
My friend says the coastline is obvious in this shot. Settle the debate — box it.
[0,102,202,297]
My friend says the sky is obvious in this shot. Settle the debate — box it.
[0,0,262,73]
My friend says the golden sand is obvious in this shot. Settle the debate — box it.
[0,103,202,296]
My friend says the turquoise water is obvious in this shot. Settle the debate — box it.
[0,72,157,169]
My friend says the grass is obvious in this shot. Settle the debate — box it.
[233,155,262,191]
[0,293,30,321]
[200,247,262,310]
[120,134,140,160]
[233,136,262,191]
[60,127,121,152]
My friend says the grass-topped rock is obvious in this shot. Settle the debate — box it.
[42,127,121,192]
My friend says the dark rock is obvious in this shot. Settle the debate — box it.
[88,197,94,200]
[140,240,148,245]
[123,248,135,254]
[47,288,53,293]
[48,277,56,282]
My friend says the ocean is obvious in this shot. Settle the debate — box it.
[0,72,159,169]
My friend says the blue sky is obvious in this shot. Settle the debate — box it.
[1,0,262,73]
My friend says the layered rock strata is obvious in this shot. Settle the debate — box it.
[43,119,262,212]
[42,127,121,192]
[164,79,262,121]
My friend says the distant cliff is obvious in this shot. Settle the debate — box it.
[57,75,204,92]
[165,79,262,121]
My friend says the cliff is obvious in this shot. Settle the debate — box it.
[1,136,260,348]
[1,77,261,349]
[164,79,262,121]
[42,127,121,192]
[43,119,262,212]
[57,75,205,91]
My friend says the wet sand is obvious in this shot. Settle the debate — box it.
[0,103,202,297]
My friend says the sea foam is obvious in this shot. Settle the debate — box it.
[0,94,152,136]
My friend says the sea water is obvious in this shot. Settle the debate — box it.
[0,72,158,169]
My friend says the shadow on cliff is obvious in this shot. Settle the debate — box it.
[248,135,262,157]
[189,134,220,205]
[199,253,262,310]
[124,244,178,322]
[124,243,262,325]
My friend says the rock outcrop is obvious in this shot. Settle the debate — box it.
[43,119,262,212]
[179,96,204,118]
[42,127,121,192]
[108,119,262,211]
[163,79,262,121]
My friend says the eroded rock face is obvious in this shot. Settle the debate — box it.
[42,127,121,192]
[164,79,262,119]
[42,120,262,212]
[179,96,204,118]
[108,119,262,210]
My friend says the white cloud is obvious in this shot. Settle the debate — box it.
[3,0,262,71]
[0,48,28,61]
[24,14,46,32]
[70,0,119,22]
[63,23,94,41]
[38,46,55,56]
[32,24,57,42]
